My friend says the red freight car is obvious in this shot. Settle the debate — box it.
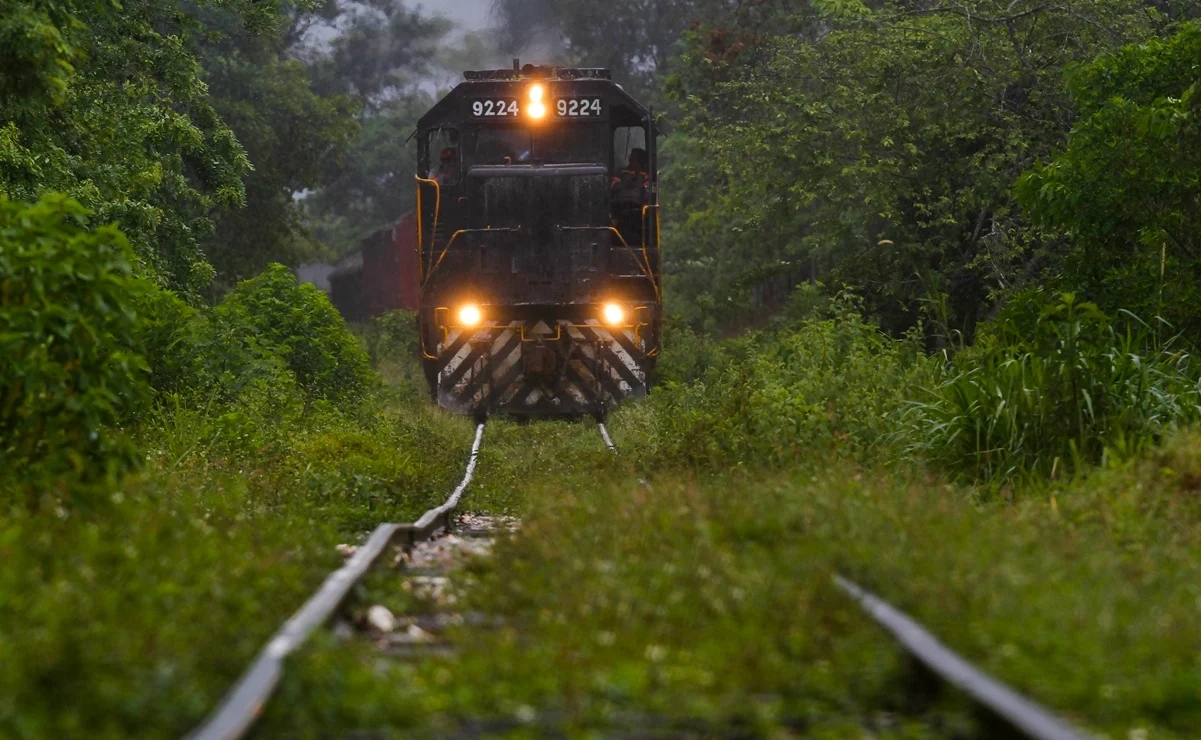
[324,213,420,321]
[361,212,420,315]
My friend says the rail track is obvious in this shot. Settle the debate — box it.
[832,576,1091,740]
[191,418,1092,740]
[188,419,617,740]
[188,421,487,740]
[595,425,1091,739]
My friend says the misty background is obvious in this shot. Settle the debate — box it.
[426,0,491,32]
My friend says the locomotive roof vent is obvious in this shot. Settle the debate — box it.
[463,64,612,82]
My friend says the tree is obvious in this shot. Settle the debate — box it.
[1017,23,1201,336]
[192,4,359,285]
[300,1,450,255]
[663,0,1182,338]
[490,0,802,104]
[0,195,149,500]
[0,0,275,298]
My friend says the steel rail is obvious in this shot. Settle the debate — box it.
[598,416,1078,738]
[188,422,486,740]
[833,575,1093,740]
[597,422,617,452]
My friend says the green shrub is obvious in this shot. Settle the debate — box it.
[0,195,150,500]
[652,316,730,386]
[362,310,419,367]
[212,264,371,405]
[129,282,201,399]
[358,309,433,403]
[622,300,935,468]
[906,291,1201,484]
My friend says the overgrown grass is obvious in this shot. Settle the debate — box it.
[265,455,971,737]
[905,292,1201,485]
[0,371,485,738]
[624,299,938,471]
[0,239,490,737]
[260,424,1201,739]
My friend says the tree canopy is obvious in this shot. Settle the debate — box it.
[299,0,451,256]
[660,0,1199,338]
[0,0,452,294]
[1018,24,1201,333]
[0,0,265,297]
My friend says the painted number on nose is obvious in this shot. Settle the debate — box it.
[556,98,603,117]
[472,99,520,117]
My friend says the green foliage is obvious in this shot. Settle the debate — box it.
[0,245,479,736]
[0,195,149,500]
[0,394,479,738]
[906,292,1201,484]
[356,309,428,403]
[361,309,419,366]
[0,0,272,297]
[193,5,360,285]
[0,0,107,103]
[491,0,805,105]
[652,316,728,386]
[0,0,430,293]
[125,262,376,420]
[1017,23,1201,334]
[629,299,936,469]
[302,97,434,255]
[263,417,1201,738]
[664,0,1172,335]
[129,283,201,399]
[301,2,449,256]
[212,264,371,405]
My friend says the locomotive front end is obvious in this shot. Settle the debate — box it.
[414,65,662,417]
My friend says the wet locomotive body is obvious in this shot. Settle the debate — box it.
[414,65,662,418]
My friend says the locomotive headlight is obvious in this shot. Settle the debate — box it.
[458,304,482,327]
[602,303,625,326]
[528,84,546,119]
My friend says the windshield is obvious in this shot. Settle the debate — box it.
[466,124,606,166]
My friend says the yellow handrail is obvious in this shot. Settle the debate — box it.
[423,227,524,286]
[414,176,441,278]
[607,224,661,302]
[640,204,662,301]
[415,186,424,281]
[429,229,467,280]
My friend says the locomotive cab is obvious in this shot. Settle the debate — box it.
[414,64,663,417]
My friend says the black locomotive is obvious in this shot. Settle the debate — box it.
[414,63,663,418]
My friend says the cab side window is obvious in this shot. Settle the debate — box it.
[427,128,460,185]
[610,126,650,245]
[611,126,650,205]
[612,126,648,176]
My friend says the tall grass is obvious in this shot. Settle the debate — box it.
[905,291,1201,484]
[618,297,937,469]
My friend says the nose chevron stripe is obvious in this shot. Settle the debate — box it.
[434,319,647,415]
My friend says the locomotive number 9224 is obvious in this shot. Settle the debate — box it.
[556,97,603,117]
[471,98,520,117]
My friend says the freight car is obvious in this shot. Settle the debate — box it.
[324,213,421,321]
[414,62,663,418]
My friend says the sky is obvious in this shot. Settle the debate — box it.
[420,0,493,32]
